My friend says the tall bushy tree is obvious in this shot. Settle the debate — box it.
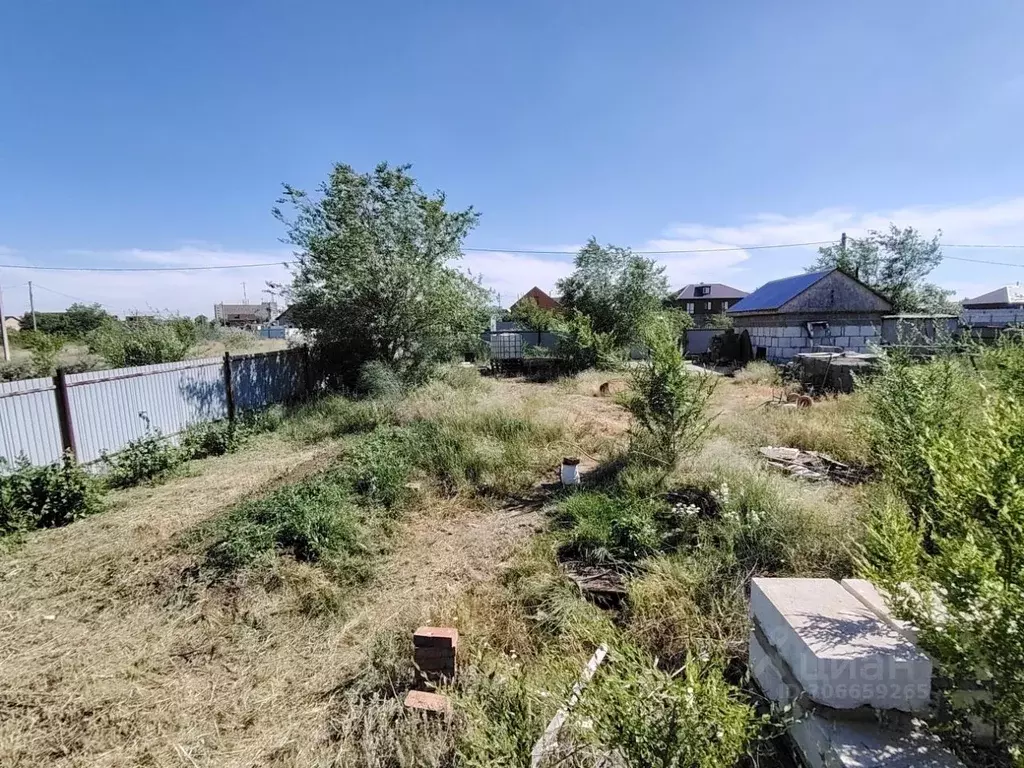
[809,225,955,313]
[557,238,669,347]
[275,163,490,387]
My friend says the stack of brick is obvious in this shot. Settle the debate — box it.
[413,626,458,681]
[749,578,963,768]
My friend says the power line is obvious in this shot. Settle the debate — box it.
[2,239,1024,273]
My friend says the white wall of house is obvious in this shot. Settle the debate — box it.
[743,321,882,362]
[962,308,1024,326]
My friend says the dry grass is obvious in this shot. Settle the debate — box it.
[0,374,630,767]
[732,360,781,386]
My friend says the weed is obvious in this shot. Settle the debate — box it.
[344,426,416,508]
[733,360,781,386]
[627,551,749,663]
[283,395,394,443]
[576,647,756,768]
[202,470,382,580]
[436,364,487,391]
[554,492,665,564]
[624,316,716,468]
[101,428,184,488]
[358,360,406,398]
[0,452,103,534]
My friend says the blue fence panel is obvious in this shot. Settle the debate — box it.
[230,349,306,412]
[66,358,227,464]
[0,376,64,467]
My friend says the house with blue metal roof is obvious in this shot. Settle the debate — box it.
[726,268,892,362]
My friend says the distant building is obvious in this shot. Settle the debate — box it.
[510,287,561,313]
[962,284,1024,327]
[727,268,893,362]
[669,283,748,325]
[214,301,279,328]
[3,316,21,332]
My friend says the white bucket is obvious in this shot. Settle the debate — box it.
[561,457,581,486]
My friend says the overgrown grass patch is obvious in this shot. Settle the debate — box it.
[733,360,781,387]
[199,467,389,582]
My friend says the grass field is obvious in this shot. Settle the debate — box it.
[0,368,868,766]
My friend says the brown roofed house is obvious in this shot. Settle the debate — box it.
[511,287,562,313]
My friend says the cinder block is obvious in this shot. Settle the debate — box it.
[834,337,850,348]
[784,326,801,338]
[414,627,459,650]
[840,579,918,645]
[750,578,931,711]
[404,690,453,715]
[750,630,962,768]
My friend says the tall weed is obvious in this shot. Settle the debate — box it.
[0,453,103,534]
[624,316,715,468]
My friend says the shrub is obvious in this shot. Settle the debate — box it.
[863,350,978,529]
[1,453,103,534]
[221,329,257,352]
[0,359,38,383]
[861,346,1024,759]
[358,360,405,398]
[556,310,620,373]
[181,420,243,459]
[88,318,194,368]
[575,647,755,768]
[14,330,65,376]
[733,360,780,386]
[101,428,184,488]
[624,315,716,468]
[863,387,1024,758]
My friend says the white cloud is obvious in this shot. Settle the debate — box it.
[0,247,293,318]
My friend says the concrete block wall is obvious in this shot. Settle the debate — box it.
[744,323,881,362]
[962,308,1024,327]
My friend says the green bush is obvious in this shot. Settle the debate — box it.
[556,310,620,373]
[181,420,244,459]
[101,429,184,488]
[14,330,65,376]
[357,360,406,398]
[576,647,755,768]
[624,315,716,468]
[862,347,1024,760]
[203,471,379,580]
[1,453,103,534]
[88,317,195,368]
[0,359,38,383]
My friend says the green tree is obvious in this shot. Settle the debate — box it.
[809,225,952,313]
[275,162,491,388]
[557,238,669,347]
[509,297,558,331]
[24,303,113,339]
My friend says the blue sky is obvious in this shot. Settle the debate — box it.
[2,0,1024,315]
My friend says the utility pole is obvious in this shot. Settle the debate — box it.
[0,277,10,362]
[242,281,248,304]
[28,281,37,331]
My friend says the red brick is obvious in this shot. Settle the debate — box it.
[404,690,453,715]
[413,627,459,649]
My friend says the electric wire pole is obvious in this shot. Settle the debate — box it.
[0,277,10,362]
[28,280,37,331]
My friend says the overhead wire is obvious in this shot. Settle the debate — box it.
[1,240,1024,272]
